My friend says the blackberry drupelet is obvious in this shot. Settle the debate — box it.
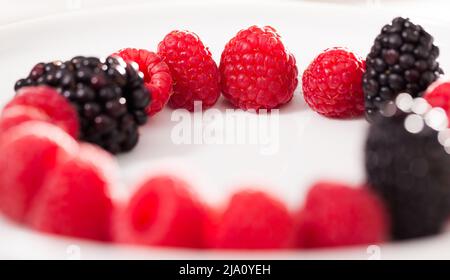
[14,56,151,154]
[363,17,443,122]
[365,100,450,240]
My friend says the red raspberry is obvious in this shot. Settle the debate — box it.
[28,143,116,241]
[0,122,78,223]
[157,30,220,111]
[0,106,49,135]
[114,175,207,248]
[220,26,298,111]
[424,80,450,122]
[114,48,173,116]
[202,206,222,248]
[4,86,79,138]
[302,47,365,118]
[294,182,390,248]
[208,190,294,249]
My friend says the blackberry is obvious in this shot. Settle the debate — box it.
[14,56,151,154]
[363,17,443,122]
[365,96,450,239]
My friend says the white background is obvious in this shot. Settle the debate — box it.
[0,0,449,26]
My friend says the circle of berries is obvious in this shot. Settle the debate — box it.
[1,19,450,251]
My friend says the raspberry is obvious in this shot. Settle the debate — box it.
[114,48,173,116]
[14,56,150,154]
[209,190,294,249]
[302,48,365,118]
[203,206,222,248]
[0,122,77,223]
[28,143,115,241]
[295,182,389,248]
[4,86,79,138]
[0,106,49,135]
[365,101,450,239]
[219,25,298,111]
[114,175,206,248]
[424,80,450,121]
[363,17,443,121]
[157,30,220,111]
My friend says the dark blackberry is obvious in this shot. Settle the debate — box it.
[14,56,151,154]
[365,96,450,239]
[363,17,443,122]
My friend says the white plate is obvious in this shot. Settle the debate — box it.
[1,1,450,259]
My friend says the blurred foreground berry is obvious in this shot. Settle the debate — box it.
[208,190,294,249]
[3,86,79,138]
[365,98,450,239]
[29,144,116,241]
[0,122,77,223]
[294,182,389,248]
[114,175,207,248]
